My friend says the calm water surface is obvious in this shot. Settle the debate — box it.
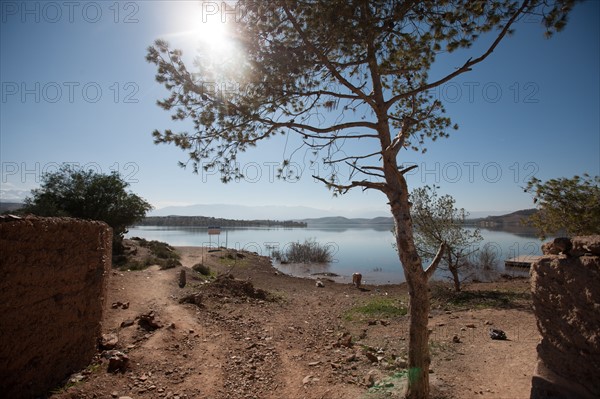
[127,225,544,284]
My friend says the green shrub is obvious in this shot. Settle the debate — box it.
[160,258,181,270]
[272,239,332,263]
[118,238,181,271]
[192,263,211,275]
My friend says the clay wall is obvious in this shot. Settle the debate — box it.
[0,216,111,398]
[530,236,600,399]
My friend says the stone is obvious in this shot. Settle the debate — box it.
[179,293,203,307]
[352,272,362,288]
[394,357,407,368]
[465,323,476,329]
[100,333,119,350]
[365,372,375,387]
[489,329,507,340]
[315,280,325,288]
[138,311,163,331]
[365,369,381,387]
[302,375,314,384]
[339,333,353,348]
[364,351,378,363]
[179,269,186,288]
[120,319,135,328]
[452,335,461,343]
[107,352,129,373]
[69,373,85,384]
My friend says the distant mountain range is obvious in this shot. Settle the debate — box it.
[137,215,306,228]
[149,203,389,220]
[467,208,537,227]
[301,216,394,226]
[0,202,22,213]
[1,200,537,229]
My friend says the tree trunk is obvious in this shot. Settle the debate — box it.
[388,188,432,399]
[448,256,461,292]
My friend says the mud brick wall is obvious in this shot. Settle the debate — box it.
[530,236,600,399]
[0,216,112,398]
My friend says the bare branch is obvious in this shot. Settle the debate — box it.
[345,162,385,179]
[312,175,387,194]
[325,151,382,164]
[300,131,379,141]
[258,118,378,135]
[385,0,532,111]
[399,165,418,175]
[287,89,365,102]
[425,242,446,280]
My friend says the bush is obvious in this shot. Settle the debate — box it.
[117,238,181,271]
[192,263,211,276]
[19,165,152,249]
[272,239,333,263]
[478,244,500,271]
[160,258,181,270]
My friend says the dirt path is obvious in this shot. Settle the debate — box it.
[51,246,538,399]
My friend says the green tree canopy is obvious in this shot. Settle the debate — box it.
[21,165,153,247]
[525,174,600,239]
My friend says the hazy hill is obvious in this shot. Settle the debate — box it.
[301,216,394,226]
[150,204,389,220]
[0,202,23,214]
[137,215,306,228]
[468,209,537,227]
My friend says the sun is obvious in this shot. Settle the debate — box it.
[164,2,238,62]
[192,9,232,52]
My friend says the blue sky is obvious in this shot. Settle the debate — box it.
[1,1,598,218]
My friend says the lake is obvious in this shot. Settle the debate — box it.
[126,225,546,284]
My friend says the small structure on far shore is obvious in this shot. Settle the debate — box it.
[504,255,542,268]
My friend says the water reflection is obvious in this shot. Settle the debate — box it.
[128,225,546,285]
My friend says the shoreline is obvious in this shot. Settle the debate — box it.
[172,244,528,287]
[173,245,412,289]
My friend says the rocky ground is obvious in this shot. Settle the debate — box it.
[50,242,538,399]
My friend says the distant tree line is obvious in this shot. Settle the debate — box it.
[137,216,307,228]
